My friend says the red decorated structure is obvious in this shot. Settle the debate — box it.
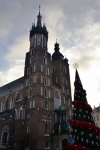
[67,69,100,150]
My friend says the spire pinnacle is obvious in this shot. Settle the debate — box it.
[37,6,42,27]
[39,5,41,14]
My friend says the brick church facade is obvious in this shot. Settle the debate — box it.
[0,8,72,150]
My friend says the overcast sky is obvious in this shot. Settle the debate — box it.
[0,0,100,108]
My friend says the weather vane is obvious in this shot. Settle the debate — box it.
[73,63,79,69]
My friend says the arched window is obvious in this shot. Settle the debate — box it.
[1,100,5,112]
[37,34,40,45]
[1,125,9,146]
[54,90,61,109]
[10,97,14,109]
[44,101,49,110]
[52,67,55,73]
[28,87,32,98]
[43,57,47,64]
[29,77,32,86]
[44,77,47,85]
[44,88,48,98]
[2,132,8,145]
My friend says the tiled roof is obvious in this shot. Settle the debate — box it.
[0,76,24,98]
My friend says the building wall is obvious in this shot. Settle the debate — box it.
[93,106,100,127]
[0,10,72,150]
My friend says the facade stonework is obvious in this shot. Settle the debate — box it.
[0,9,72,150]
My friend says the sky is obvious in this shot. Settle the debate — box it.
[0,0,100,108]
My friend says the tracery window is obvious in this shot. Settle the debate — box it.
[54,90,61,109]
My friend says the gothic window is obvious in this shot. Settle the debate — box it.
[41,87,43,96]
[30,100,35,109]
[29,76,32,86]
[28,87,32,98]
[1,100,5,112]
[33,64,36,72]
[30,66,33,74]
[44,88,48,98]
[48,79,50,87]
[52,67,55,73]
[63,66,67,74]
[10,97,14,109]
[56,77,58,84]
[41,75,43,83]
[44,77,47,85]
[20,106,25,119]
[34,76,36,83]
[15,108,20,120]
[37,34,40,45]
[43,37,46,47]
[54,90,61,109]
[1,125,9,146]
[44,101,49,110]
[47,68,49,75]
[2,132,8,145]
[41,65,43,72]
[44,48,46,56]
[48,90,50,99]
[43,57,47,64]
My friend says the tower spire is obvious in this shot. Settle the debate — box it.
[37,5,42,27]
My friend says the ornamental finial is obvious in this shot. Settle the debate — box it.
[73,63,79,70]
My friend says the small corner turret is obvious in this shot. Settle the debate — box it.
[52,40,64,61]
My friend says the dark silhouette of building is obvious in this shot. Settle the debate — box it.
[0,7,72,150]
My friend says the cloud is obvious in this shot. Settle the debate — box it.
[0,0,100,107]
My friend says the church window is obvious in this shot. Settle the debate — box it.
[63,66,67,74]
[34,76,36,83]
[27,127,30,133]
[41,75,43,83]
[43,57,47,64]
[28,87,32,98]
[41,65,43,72]
[30,66,33,74]
[63,87,64,93]
[43,37,46,47]
[30,100,35,109]
[1,100,5,112]
[10,97,14,109]
[30,100,32,109]
[48,90,50,99]
[2,132,8,145]
[52,67,55,73]
[15,108,20,120]
[41,87,43,96]
[54,90,61,109]
[44,77,47,85]
[29,77,32,86]
[37,34,40,45]
[47,68,49,75]
[48,79,50,86]
[44,101,49,110]
[33,64,36,72]
[1,125,9,146]
[66,89,69,95]
[44,48,46,56]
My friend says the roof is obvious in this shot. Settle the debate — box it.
[0,76,24,98]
